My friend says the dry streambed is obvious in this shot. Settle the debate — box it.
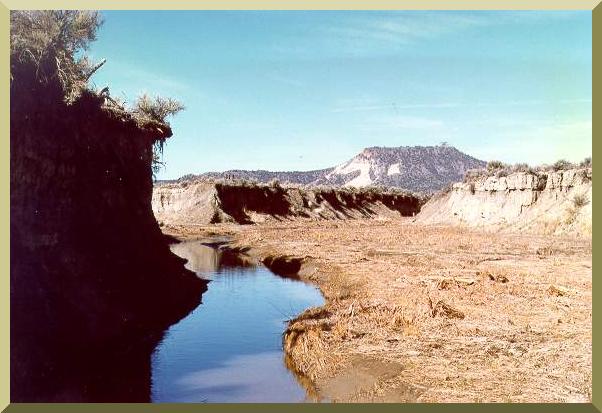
[164,219,592,403]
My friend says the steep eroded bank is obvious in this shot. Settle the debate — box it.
[152,180,423,225]
[10,82,206,401]
[416,168,592,236]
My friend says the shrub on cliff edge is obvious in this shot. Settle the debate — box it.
[10,10,103,102]
[133,94,185,125]
[551,159,575,171]
[11,10,185,177]
[580,157,592,168]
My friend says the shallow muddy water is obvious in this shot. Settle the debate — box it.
[151,241,324,403]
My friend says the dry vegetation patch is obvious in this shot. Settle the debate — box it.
[164,219,592,402]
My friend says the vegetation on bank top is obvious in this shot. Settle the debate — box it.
[10,10,102,103]
[158,176,429,202]
[10,10,184,172]
[463,157,592,183]
[10,10,184,125]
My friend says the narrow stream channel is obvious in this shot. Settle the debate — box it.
[150,240,324,403]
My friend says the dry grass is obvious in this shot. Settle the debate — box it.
[165,219,592,403]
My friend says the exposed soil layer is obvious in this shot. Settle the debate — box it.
[417,169,592,237]
[152,180,423,225]
[164,219,592,403]
[11,79,206,401]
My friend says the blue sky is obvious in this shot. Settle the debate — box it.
[88,11,592,180]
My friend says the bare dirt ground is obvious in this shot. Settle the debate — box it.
[163,218,592,403]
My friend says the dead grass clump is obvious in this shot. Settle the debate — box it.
[428,298,465,319]
[565,207,579,225]
[487,273,509,283]
[391,312,420,336]
[329,316,368,341]
[536,245,558,257]
[437,278,455,290]
[548,285,569,297]
[493,274,509,283]
[434,276,476,290]
[405,255,431,267]
[572,193,589,208]
[294,306,331,322]
[283,321,334,380]
[477,270,509,283]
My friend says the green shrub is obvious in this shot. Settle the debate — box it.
[551,159,575,171]
[511,163,537,174]
[133,94,185,125]
[464,168,487,183]
[268,178,282,189]
[580,157,592,168]
[132,94,185,177]
[10,10,103,101]
[486,160,505,171]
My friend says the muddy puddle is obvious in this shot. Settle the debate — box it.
[150,240,324,402]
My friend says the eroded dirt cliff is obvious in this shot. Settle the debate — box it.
[10,82,206,401]
[152,180,423,225]
[416,169,592,236]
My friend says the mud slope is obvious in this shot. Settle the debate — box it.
[416,168,592,236]
[11,75,206,400]
[153,181,423,225]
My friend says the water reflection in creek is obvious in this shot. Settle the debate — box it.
[151,241,324,403]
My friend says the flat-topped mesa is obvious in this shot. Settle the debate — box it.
[174,145,486,193]
[416,168,592,236]
[319,145,486,192]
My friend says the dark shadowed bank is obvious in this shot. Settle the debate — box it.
[9,14,206,402]
[153,179,425,226]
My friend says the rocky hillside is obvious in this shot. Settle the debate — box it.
[316,146,485,192]
[168,145,485,193]
[153,180,423,226]
[416,168,592,236]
